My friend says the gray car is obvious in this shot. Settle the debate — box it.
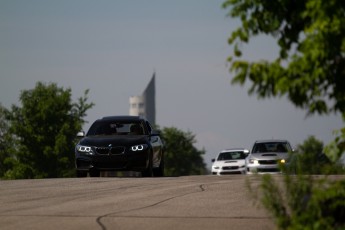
[245,140,293,174]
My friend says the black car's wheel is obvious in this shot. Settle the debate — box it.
[141,153,153,177]
[153,154,164,177]
[76,170,87,178]
[89,169,100,177]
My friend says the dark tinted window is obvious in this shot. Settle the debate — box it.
[87,120,145,136]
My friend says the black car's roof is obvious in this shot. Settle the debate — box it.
[254,139,289,143]
[98,115,146,122]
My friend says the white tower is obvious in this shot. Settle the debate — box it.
[129,73,156,124]
[129,96,145,117]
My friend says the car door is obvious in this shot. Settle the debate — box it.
[146,121,163,167]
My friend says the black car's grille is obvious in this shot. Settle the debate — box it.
[258,160,277,165]
[95,146,125,155]
[96,147,109,154]
[111,146,125,154]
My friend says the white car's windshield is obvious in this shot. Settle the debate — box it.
[217,151,246,161]
[252,142,291,153]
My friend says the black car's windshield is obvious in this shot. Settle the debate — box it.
[252,142,291,153]
[87,121,145,136]
[217,151,246,161]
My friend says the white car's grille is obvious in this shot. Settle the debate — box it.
[222,166,239,170]
[258,160,277,165]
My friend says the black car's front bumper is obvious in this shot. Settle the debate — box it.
[75,150,149,172]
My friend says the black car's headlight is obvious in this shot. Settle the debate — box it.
[130,144,148,152]
[76,145,94,155]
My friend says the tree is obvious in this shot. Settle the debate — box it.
[160,127,207,176]
[223,0,345,118]
[222,1,345,229]
[0,104,15,177]
[2,82,94,179]
[286,136,342,175]
[222,0,345,159]
[222,0,345,160]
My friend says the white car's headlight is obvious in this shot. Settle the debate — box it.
[213,166,220,170]
[130,144,147,151]
[248,158,258,164]
[76,145,93,155]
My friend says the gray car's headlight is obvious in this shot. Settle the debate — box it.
[130,144,148,152]
[76,145,94,155]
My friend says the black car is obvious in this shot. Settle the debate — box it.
[75,116,164,177]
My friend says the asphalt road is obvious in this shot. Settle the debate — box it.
[0,175,275,230]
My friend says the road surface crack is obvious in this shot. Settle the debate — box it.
[96,184,205,230]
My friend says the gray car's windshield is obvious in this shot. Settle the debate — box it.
[217,151,246,161]
[252,142,291,153]
[87,121,145,136]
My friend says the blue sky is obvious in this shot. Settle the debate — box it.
[1,0,343,168]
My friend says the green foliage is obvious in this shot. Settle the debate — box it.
[247,137,345,229]
[248,174,345,230]
[160,127,207,176]
[223,0,345,116]
[1,82,94,179]
[297,136,324,156]
[324,120,345,162]
[286,135,344,173]
[0,104,15,177]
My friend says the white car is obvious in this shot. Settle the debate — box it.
[211,148,249,175]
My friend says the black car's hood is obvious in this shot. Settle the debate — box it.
[79,135,149,147]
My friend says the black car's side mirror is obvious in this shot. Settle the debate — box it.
[211,159,215,162]
[151,130,160,136]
